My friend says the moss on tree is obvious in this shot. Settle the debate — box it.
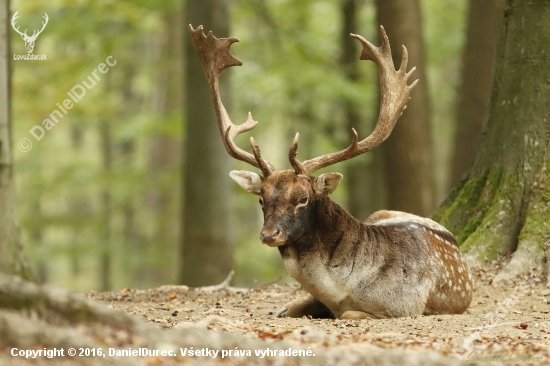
[433,0,550,283]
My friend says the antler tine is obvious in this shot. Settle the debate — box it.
[288,133,305,175]
[250,137,272,177]
[34,13,49,37]
[188,24,275,176]
[11,11,27,37]
[299,25,418,176]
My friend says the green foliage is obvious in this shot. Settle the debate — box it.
[422,0,468,199]
[13,0,182,290]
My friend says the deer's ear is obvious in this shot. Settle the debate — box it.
[313,173,343,196]
[229,170,262,196]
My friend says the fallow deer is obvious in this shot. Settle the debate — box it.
[188,24,473,319]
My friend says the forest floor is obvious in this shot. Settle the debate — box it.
[87,256,550,365]
[1,256,549,366]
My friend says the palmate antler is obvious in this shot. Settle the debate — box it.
[290,26,418,176]
[188,25,417,177]
[188,25,275,177]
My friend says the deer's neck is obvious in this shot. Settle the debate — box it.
[280,196,364,261]
[313,195,363,246]
[278,197,368,306]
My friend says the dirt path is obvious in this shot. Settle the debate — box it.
[87,258,550,364]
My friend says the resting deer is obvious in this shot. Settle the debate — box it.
[188,25,473,319]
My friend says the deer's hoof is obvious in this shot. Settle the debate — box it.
[276,306,288,318]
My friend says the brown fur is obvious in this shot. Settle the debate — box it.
[190,24,461,320]
[249,171,473,319]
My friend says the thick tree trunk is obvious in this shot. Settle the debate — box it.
[449,0,498,187]
[180,0,234,286]
[376,0,436,217]
[0,0,31,279]
[342,0,386,220]
[433,0,550,284]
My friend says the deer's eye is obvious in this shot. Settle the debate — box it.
[299,196,308,205]
[259,197,264,206]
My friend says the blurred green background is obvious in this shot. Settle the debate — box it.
[10,0,473,291]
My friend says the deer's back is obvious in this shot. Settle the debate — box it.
[360,211,473,317]
[282,210,473,318]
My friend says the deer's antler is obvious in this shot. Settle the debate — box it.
[11,11,28,38]
[11,12,49,40]
[290,26,418,176]
[30,13,49,40]
[188,25,275,177]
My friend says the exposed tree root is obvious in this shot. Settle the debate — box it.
[158,271,249,294]
[0,275,143,330]
[434,167,550,286]
[195,270,250,293]
[496,182,550,284]
[461,173,522,269]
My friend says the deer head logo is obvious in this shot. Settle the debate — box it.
[11,11,49,54]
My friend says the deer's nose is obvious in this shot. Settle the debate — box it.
[260,228,281,245]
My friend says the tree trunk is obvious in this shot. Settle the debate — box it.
[341,0,386,220]
[449,0,498,187]
[99,119,112,291]
[146,12,183,286]
[0,0,31,279]
[69,126,89,279]
[180,0,234,286]
[433,0,550,284]
[376,0,436,216]
[28,201,46,283]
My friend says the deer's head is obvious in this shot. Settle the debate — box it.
[11,11,49,54]
[188,25,417,247]
[230,170,343,246]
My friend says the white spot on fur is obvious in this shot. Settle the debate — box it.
[370,211,452,234]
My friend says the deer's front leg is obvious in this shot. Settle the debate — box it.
[276,294,334,319]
